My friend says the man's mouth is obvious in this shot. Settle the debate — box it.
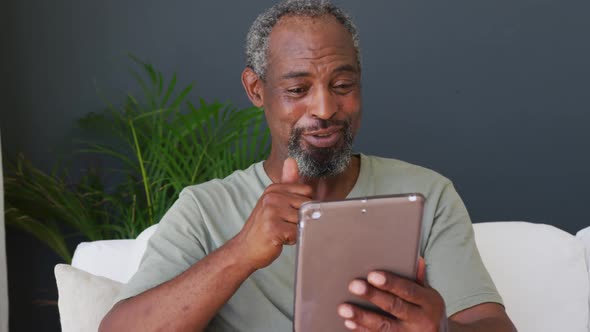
[301,127,343,148]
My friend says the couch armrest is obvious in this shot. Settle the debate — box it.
[474,221,589,332]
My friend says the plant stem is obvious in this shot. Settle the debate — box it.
[129,118,153,225]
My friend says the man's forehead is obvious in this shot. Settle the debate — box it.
[270,14,353,49]
[266,15,359,75]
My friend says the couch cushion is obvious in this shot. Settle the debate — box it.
[576,226,590,271]
[71,224,158,283]
[55,264,123,332]
[473,221,589,332]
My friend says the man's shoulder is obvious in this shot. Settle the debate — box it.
[179,161,266,201]
[364,154,451,185]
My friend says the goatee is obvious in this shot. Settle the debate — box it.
[287,119,354,179]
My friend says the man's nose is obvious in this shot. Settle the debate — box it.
[309,87,337,120]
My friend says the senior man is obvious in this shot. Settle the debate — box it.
[100,1,516,331]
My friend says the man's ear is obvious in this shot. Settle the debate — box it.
[241,67,264,107]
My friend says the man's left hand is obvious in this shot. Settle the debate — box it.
[337,258,449,331]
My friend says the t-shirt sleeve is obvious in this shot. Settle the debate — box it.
[424,181,503,317]
[115,189,208,303]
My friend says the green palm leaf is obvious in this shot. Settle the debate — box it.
[4,55,270,261]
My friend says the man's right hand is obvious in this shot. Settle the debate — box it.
[230,157,313,270]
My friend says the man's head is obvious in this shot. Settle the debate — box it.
[242,0,362,179]
[245,0,361,80]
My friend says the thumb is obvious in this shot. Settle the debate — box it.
[417,257,428,287]
[281,157,300,184]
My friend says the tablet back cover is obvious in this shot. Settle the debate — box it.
[294,194,424,332]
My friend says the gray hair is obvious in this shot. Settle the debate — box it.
[246,0,361,79]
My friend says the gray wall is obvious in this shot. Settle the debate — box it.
[1,0,589,330]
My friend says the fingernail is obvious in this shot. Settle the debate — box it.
[344,320,357,330]
[338,305,354,318]
[368,272,386,286]
[349,280,367,295]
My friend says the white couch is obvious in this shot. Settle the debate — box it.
[55,222,590,332]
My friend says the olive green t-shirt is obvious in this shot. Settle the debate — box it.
[117,154,502,331]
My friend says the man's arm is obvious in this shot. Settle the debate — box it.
[100,158,311,331]
[449,302,516,332]
[99,238,256,332]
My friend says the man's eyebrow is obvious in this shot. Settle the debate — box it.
[281,71,311,80]
[280,64,359,80]
[333,64,358,74]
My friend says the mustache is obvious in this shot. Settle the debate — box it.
[292,119,350,134]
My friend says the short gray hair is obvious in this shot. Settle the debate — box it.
[246,0,361,80]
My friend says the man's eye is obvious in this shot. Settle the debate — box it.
[287,87,306,95]
[333,83,355,93]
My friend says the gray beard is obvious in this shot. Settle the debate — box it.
[287,120,354,179]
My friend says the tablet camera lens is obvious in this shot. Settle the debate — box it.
[311,211,321,219]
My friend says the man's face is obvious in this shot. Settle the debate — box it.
[260,15,362,178]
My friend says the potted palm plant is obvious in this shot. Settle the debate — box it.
[3,56,270,263]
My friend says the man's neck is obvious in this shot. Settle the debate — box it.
[263,154,361,201]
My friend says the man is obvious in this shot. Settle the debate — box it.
[100,1,516,331]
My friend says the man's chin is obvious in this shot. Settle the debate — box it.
[301,139,343,154]
[300,146,340,163]
[293,148,352,178]
[289,128,354,178]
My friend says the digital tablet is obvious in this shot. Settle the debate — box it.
[293,193,425,332]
